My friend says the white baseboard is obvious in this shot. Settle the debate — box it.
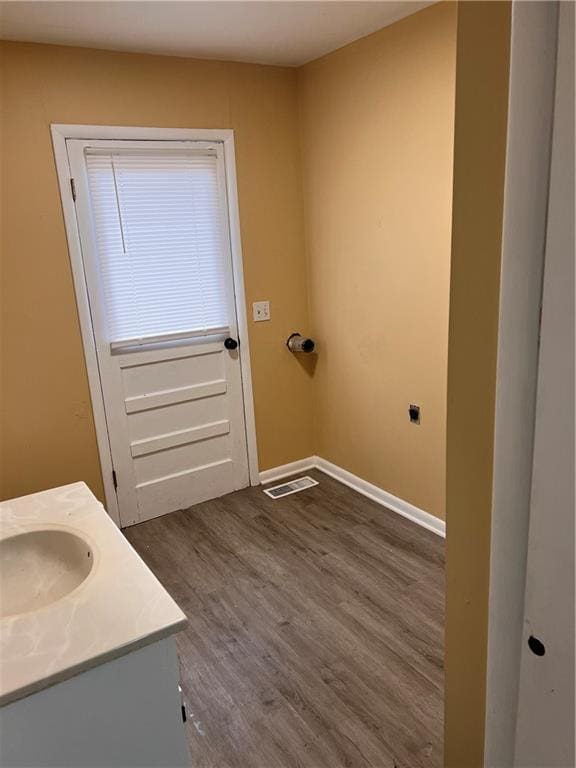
[259,457,316,485]
[259,455,445,538]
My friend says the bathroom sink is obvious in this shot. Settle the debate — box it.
[0,529,94,618]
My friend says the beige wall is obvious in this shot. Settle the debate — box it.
[0,9,457,517]
[0,7,513,764]
[0,42,314,502]
[444,2,511,765]
[298,3,457,520]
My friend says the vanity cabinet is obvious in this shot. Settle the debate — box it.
[0,637,190,767]
[0,483,190,768]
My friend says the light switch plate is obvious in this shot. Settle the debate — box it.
[253,301,271,322]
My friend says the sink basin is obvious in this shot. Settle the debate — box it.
[0,529,94,618]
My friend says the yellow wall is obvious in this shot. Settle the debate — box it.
[0,6,513,764]
[298,3,457,519]
[0,42,313,502]
[0,7,457,524]
[444,2,511,765]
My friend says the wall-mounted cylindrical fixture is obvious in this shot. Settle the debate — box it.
[286,332,316,353]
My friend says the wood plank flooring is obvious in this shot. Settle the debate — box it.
[125,470,444,768]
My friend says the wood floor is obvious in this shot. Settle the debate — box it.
[125,470,444,768]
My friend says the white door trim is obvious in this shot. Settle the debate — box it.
[51,124,260,527]
[484,3,560,765]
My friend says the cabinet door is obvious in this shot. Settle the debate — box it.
[0,638,190,768]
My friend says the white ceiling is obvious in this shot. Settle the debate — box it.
[0,1,434,67]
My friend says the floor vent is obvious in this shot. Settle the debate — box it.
[263,476,319,499]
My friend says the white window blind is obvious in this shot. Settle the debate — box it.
[85,149,230,346]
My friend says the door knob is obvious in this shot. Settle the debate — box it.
[224,337,238,350]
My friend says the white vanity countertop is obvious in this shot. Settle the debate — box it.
[0,482,187,707]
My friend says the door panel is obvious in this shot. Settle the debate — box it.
[127,395,227,441]
[67,138,250,526]
[133,435,231,482]
[120,346,224,395]
[136,459,234,522]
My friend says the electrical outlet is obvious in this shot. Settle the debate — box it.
[409,404,421,424]
[253,301,271,322]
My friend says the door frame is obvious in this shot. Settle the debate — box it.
[51,124,260,527]
[484,2,566,765]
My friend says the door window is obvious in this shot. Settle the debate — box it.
[85,149,230,347]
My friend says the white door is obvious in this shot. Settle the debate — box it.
[514,3,575,765]
[67,139,250,527]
